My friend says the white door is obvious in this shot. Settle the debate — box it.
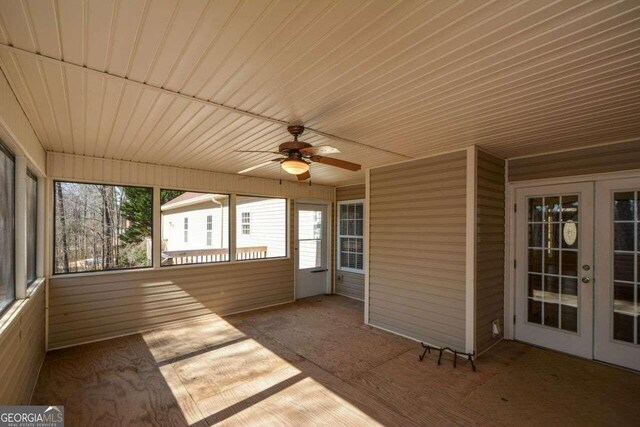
[515,183,594,359]
[296,203,328,299]
[594,178,640,371]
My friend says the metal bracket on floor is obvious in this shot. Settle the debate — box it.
[418,342,476,372]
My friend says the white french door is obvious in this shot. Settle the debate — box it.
[514,179,640,371]
[594,178,640,371]
[515,183,594,359]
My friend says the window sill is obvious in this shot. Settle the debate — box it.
[50,256,292,278]
[0,278,45,332]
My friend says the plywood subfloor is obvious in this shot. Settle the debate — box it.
[32,295,640,426]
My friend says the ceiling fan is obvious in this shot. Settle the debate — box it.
[236,125,361,181]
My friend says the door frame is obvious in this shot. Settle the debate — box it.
[293,199,332,301]
[512,182,594,358]
[505,168,640,341]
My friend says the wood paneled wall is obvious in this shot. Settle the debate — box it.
[369,151,467,350]
[475,150,505,354]
[335,183,365,300]
[508,140,640,182]
[0,282,45,404]
[0,69,45,174]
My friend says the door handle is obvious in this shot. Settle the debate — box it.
[310,269,328,273]
[581,277,591,284]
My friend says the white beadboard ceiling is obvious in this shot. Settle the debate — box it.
[0,0,639,185]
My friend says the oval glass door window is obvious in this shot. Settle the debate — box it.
[563,221,577,246]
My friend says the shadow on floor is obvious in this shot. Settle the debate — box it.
[32,295,640,426]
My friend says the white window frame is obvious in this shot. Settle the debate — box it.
[337,199,365,274]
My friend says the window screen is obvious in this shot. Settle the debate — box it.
[0,144,15,313]
[236,196,287,260]
[26,172,37,285]
[54,182,153,274]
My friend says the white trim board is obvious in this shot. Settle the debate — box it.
[465,146,477,354]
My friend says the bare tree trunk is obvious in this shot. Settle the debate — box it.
[102,187,114,268]
[56,182,70,273]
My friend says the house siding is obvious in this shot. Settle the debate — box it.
[335,184,365,300]
[336,184,365,201]
[508,140,640,182]
[0,282,45,405]
[369,151,467,350]
[475,150,505,354]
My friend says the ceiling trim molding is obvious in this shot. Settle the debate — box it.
[0,43,412,160]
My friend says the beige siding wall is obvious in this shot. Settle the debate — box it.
[508,140,640,182]
[0,69,45,174]
[336,271,364,301]
[475,150,505,354]
[0,282,46,404]
[369,151,467,350]
[49,202,296,349]
[336,184,365,201]
[335,184,365,300]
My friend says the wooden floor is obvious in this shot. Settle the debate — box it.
[33,295,640,426]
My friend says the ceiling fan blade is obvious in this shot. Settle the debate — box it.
[310,155,361,171]
[296,170,311,181]
[300,145,341,156]
[235,150,282,154]
[238,158,281,174]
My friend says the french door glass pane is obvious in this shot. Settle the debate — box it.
[527,195,579,332]
[612,191,639,345]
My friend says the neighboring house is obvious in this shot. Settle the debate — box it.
[161,193,286,259]
[161,192,229,252]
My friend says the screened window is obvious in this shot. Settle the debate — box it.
[0,144,15,313]
[54,182,153,274]
[236,196,287,260]
[338,201,364,272]
[242,212,251,235]
[26,172,37,285]
[161,190,229,266]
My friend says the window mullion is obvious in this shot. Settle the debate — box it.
[15,155,27,299]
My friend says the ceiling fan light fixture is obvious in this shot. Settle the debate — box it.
[281,158,309,175]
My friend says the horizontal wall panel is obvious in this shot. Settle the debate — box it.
[48,259,294,349]
[475,150,505,354]
[336,184,365,201]
[369,150,467,349]
[0,282,45,405]
[335,271,364,301]
[47,152,334,200]
[508,140,640,182]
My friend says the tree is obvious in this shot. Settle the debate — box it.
[120,188,183,244]
[55,182,70,273]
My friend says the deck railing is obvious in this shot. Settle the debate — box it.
[161,246,268,265]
